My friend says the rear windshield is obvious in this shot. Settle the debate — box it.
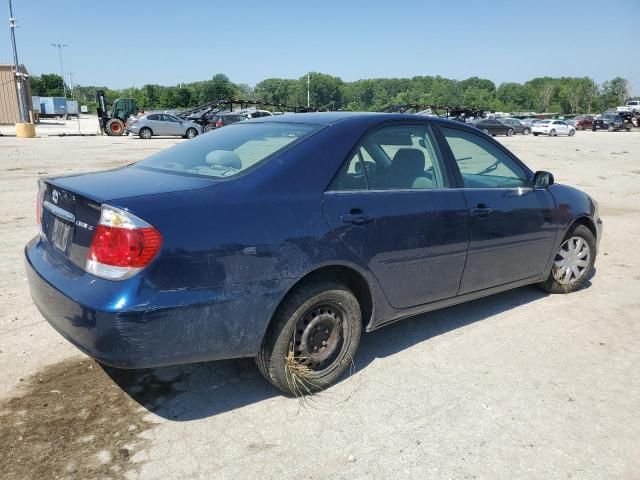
[137,122,321,179]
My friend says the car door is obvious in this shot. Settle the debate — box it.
[161,115,184,136]
[145,114,163,134]
[322,123,469,310]
[436,125,557,294]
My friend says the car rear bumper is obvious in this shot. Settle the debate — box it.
[25,237,287,369]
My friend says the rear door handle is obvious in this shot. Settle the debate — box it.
[340,213,373,225]
[470,207,493,217]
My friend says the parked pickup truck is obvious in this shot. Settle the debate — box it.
[617,100,640,113]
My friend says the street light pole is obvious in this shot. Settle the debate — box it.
[51,43,68,98]
[8,0,27,122]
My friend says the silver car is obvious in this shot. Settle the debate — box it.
[127,113,201,139]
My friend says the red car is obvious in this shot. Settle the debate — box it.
[573,115,595,130]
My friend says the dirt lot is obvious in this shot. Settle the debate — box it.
[1,118,639,479]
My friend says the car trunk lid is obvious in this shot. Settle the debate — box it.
[39,166,213,271]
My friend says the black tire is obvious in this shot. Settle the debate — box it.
[549,129,556,136]
[139,127,152,139]
[256,281,362,394]
[203,124,213,133]
[185,128,198,139]
[533,132,539,136]
[592,127,596,132]
[577,124,583,131]
[607,125,614,132]
[538,224,596,294]
[523,128,530,135]
[105,118,125,136]
[506,128,514,137]
[568,129,575,136]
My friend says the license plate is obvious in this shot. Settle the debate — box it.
[51,218,72,252]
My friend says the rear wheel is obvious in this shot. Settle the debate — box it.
[256,281,362,395]
[568,129,575,136]
[533,132,539,136]
[607,125,614,132]
[539,224,595,294]
[577,124,583,131]
[523,128,530,135]
[185,128,198,139]
[105,118,125,136]
[482,128,490,135]
[139,127,152,139]
[203,124,213,133]
[549,129,556,136]
[506,128,514,137]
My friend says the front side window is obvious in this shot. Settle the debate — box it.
[138,122,321,179]
[441,127,529,189]
[331,124,446,191]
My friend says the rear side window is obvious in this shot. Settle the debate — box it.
[137,122,321,179]
[441,127,528,188]
[331,124,447,190]
[147,114,160,121]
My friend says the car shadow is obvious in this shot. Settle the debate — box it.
[103,283,563,421]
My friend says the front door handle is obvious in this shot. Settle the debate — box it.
[470,206,493,217]
[340,213,373,226]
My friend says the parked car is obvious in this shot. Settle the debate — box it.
[127,114,201,139]
[520,118,542,128]
[532,120,576,136]
[571,115,595,130]
[592,112,633,132]
[471,118,514,136]
[203,113,249,132]
[498,117,530,135]
[616,100,640,114]
[25,113,602,394]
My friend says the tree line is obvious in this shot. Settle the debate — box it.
[30,72,634,114]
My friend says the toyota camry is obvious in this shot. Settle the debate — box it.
[25,112,602,394]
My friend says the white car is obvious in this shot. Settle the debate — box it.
[532,120,575,137]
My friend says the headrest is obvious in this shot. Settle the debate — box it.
[205,150,242,170]
[391,149,425,173]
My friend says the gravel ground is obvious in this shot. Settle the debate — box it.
[0,118,638,479]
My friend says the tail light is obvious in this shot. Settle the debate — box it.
[86,205,162,280]
[215,119,222,128]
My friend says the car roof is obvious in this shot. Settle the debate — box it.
[248,111,448,126]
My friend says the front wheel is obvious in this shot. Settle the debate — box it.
[539,224,596,294]
[185,127,198,139]
[105,118,125,136]
[523,128,530,135]
[549,129,556,136]
[256,281,362,395]
[568,129,575,136]
[577,124,583,131]
[533,132,539,136]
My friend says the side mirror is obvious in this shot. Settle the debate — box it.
[533,170,554,188]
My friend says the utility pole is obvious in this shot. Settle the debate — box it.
[307,72,310,108]
[67,70,75,99]
[8,0,27,122]
[51,43,68,98]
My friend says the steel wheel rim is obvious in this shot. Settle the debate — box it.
[552,236,591,285]
[291,301,347,373]
[187,129,196,138]
[142,129,150,138]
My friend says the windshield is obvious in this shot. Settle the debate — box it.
[137,122,321,178]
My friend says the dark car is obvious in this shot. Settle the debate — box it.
[25,113,602,394]
[592,112,633,132]
[498,117,531,135]
[471,118,514,136]
[572,115,595,130]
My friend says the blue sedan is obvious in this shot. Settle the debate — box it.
[25,113,602,394]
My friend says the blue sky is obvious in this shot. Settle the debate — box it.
[4,0,639,92]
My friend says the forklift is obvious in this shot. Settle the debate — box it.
[96,90,139,136]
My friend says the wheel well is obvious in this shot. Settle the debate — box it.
[283,265,373,329]
[571,216,597,240]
